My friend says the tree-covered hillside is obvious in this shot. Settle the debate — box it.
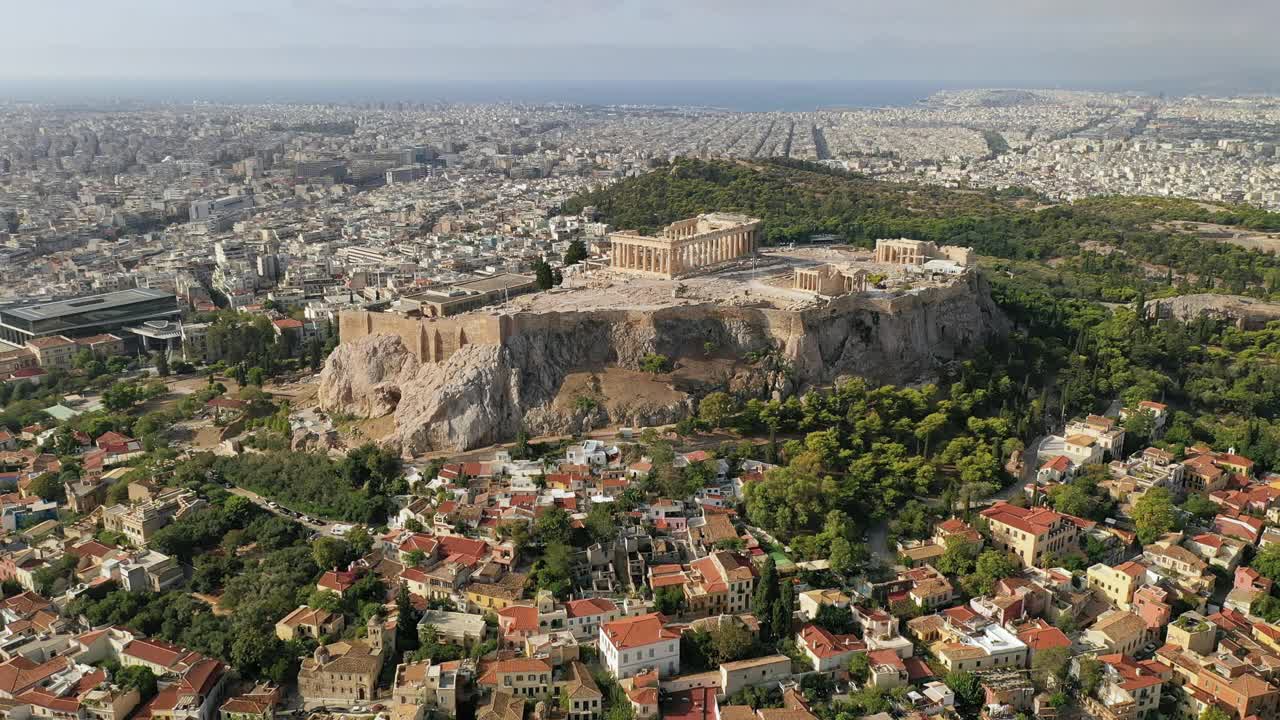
[563,158,1280,297]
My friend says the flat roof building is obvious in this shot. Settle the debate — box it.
[0,288,180,344]
[404,273,537,317]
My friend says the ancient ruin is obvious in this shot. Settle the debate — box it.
[608,213,761,278]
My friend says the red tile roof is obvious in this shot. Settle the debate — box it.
[601,613,678,650]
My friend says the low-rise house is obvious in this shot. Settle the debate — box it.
[599,613,679,679]
[798,590,851,621]
[103,550,185,593]
[980,502,1093,567]
[559,660,603,720]
[478,690,523,720]
[718,655,791,697]
[101,489,204,546]
[909,607,1028,673]
[902,565,954,609]
[1186,532,1246,571]
[1081,654,1170,720]
[684,551,757,618]
[391,660,457,716]
[1083,610,1150,657]
[1142,541,1214,597]
[218,684,279,720]
[417,609,487,646]
[866,649,909,690]
[496,605,540,649]
[1015,619,1071,669]
[274,606,345,642]
[1087,560,1147,610]
[1106,446,1184,497]
[564,598,620,641]
[795,624,865,673]
[1215,513,1265,544]
[477,658,553,698]
[466,582,524,612]
[620,671,660,719]
[138,657,230,720]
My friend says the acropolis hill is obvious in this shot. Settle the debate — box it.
[320,234,1006,454]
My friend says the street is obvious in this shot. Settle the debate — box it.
[224,485,347,537]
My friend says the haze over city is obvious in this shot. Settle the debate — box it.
[4,1,1280,106]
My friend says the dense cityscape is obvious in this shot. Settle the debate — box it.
[6,67,1280,720]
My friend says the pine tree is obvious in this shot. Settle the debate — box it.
[308,338,323,372]
[154,350,169,378]
[396,582,420,653]
[534,260,554,290]
[772,579,794,643]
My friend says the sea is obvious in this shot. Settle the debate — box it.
[0,78,941,112]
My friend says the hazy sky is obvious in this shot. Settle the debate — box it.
[3,1,1279,99]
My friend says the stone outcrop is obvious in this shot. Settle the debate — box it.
[320,273,1008,454]
[317,333,417,417]
[1146,293,1280,329]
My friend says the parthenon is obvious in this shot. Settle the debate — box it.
[609,212,762,279]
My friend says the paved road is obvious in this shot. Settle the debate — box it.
[225,485,346,536]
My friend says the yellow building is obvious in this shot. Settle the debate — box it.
[1087,561,1146,610]
[467,582,524,612]
[979,502,1092,567]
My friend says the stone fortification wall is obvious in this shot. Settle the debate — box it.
[339,310,507,363]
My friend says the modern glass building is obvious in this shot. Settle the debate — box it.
[0,288,181,344]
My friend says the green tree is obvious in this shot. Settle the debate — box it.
[654,585,687,616]
[711,621,755,663]
[639,354,671,374]
[154,351,170,378]
[814,604,855,634]
[772,579,795,641]
[563,240,588,266]
[753,557,779,642]
[534,507,574,546]
[312,537,351,571]
[848,652,871,686]
[1077,656,1103,696]
[936,536,980,577]
[115,665,158,700]
[945,671,984,712]
[1252,544,1280,583]
[1182,493,1220,521]
[1132,487,1179,544]
[965,550,1018,596]
[534,542,573,598]
[27,473,66,503]
[396,582,421,652]
[102,382,142,412]
[1200,708,1232,720]
[308,338,323,372]
[1030,645,1071,689]
[246,367,267,387]
[698,392,737,428]
[829,536,857,577]
[534,260,555,290]
[914,412,948,456]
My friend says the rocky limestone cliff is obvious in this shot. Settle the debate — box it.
[1147,293,1280,329]
[320,273,1008,454]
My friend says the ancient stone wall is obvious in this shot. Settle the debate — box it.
[339,311,507,363]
